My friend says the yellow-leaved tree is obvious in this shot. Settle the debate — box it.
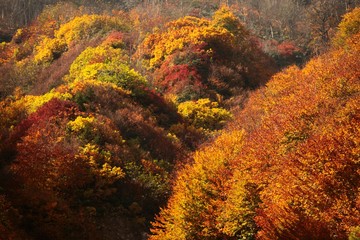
[150,130,260,239]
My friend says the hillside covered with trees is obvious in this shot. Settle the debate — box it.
[0,1,359,240]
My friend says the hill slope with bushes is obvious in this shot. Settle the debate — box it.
[0,3,359,240]
[150,8,360,240]
[0,4,275,239]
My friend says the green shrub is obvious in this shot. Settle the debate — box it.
[67,45,147,94]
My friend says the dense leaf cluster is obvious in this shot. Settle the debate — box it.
[150,9,360,239]
[0,3,358,240]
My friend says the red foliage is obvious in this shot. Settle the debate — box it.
[277,41,299,57]
[160,64,203,91]
[153,45,211,100]
[149,27,360,240]
[113,107,182,163]
[11,98,78,142]
[102,31,124,48]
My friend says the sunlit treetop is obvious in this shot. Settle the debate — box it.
[55,14,129,45]
[212,5,246,35]
[138,6,248,69]
[149,10,360,240]
[334,7,360,46]
[31,13,130,65]
[66,44,147,95]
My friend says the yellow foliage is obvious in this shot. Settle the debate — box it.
[67,116,95,133]
[334,7,360,46]
[212,5,245,35]
[349,226,360,240]
[99,163,124,180]
[150,130,245,239]
[0,96,27,130]
[33,37,67,64]
[77,143,125,187]
[216,178,257,238]
[151,15,360,240]
[68,79,130,96]
[55,14,128,45]
[177,98,232,130]
[140,15,234,69]
[67,45,147,93]
[16,90,72,114]
[30,13,129,66]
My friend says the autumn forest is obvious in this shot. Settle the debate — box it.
[0,0,359,239]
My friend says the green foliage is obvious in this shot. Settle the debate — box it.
[67,45,147,94]
[0,4,261,240]
[7,100,128,238]
[177,98,232,130]
[124,161,171,201]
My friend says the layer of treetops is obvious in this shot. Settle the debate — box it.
[0,1,359,239]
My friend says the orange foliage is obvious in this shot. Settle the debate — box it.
[239,30,360,239]
[138,6,275,104]
[2,4,359,240]
[151,19,360,240]
[150,130,245,240]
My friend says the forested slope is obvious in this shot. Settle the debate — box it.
[0,4,274,239]
[150,8,360,240]
[0,2,359,240]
